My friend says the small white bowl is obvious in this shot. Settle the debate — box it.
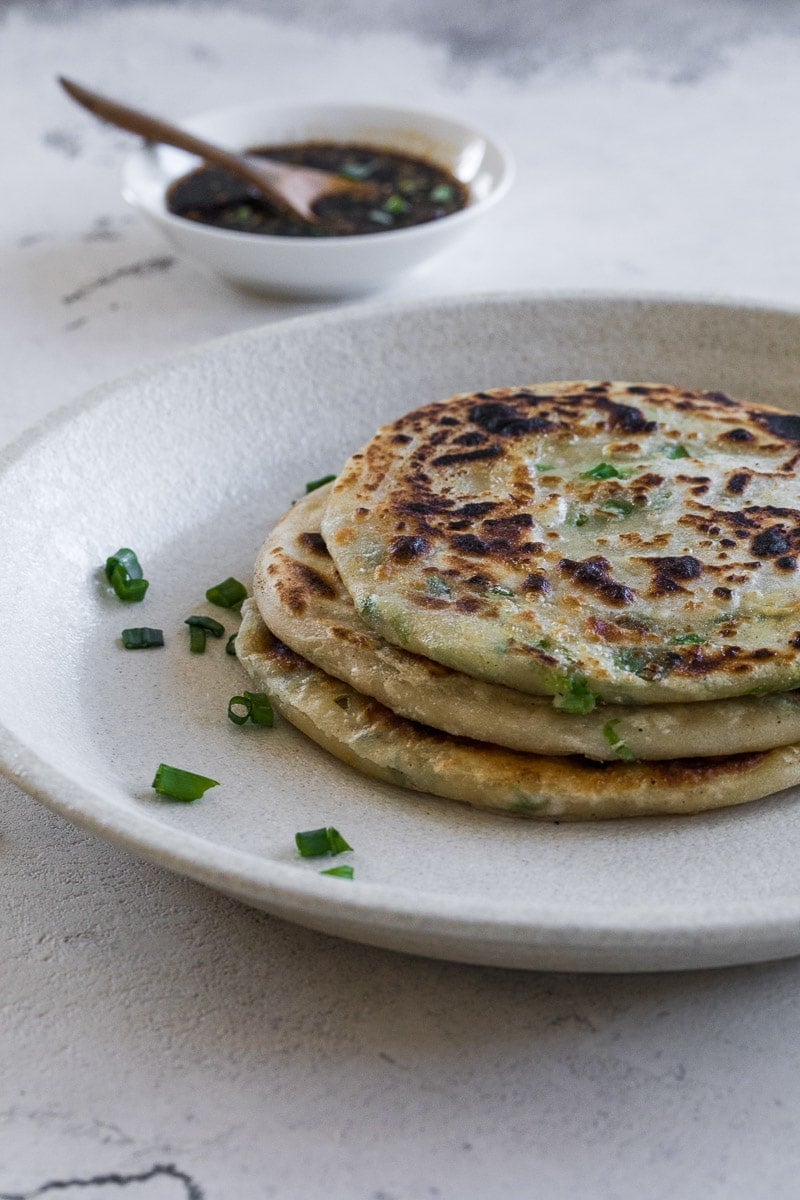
[122,100,514,298]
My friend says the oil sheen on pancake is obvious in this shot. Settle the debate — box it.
[253,485,800,760]
[236,601,800,820]
[321,382,800,706]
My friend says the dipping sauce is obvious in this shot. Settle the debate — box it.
[166,141,470,237]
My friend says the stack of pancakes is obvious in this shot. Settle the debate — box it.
[237,382,800,820]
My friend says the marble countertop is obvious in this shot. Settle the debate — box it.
[2,2,800,1196]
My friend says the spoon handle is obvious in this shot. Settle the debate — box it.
[58,76,293,211]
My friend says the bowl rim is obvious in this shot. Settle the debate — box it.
[122,97,516,247]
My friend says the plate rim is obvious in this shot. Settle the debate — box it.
[5,288,800,954]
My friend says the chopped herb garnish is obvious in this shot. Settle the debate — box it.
[614,648,653,677]
[666,443,690,459]
[670,632,705,645]
[185,615,225,637]
[425,575,452,597]
[600,497,635,517]
[574,512,589,527]
[384,193,410,215]
[320,864,354,879]
[152,763,219,802]
[359,595,378,621]
[105,547,149,602]
[430,184,454,203]
[581,462,627,480]
[553,673,599,715]
[121,627,164,649]
[488,584,515,598]
[206,577,247,608]
[189,625,206,653]
[226,632,238,655]
[535,463,556,473]
[227,691,274,727]
[295,826,353,858]
[368,209,394,226]
[339,158,379,180]
[602,719,637,762]
[305,474,336,493]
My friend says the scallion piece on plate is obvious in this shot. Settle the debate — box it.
[227,691,274,727]
[105,548,149,602]
[189,624,207,654]
[205,577,248,608]
[151,763,219,802]
[305,474,337,494]
[320,865,354,879]
[226,632,238,656]
[295,826,353,858]
[185,615,225,637]
[121,627,164,649]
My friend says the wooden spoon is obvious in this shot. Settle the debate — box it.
[58,76,379,222]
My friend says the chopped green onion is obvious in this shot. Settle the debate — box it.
[602,719,637,762]
[121,627,164,649]
[368,209,394,226]
[226,632,238,655]
[553,673,598,715]
[425,575,452,597]
[105,548,149,602]
[573,512,589,527]
[339,159,379,180]
[227,691,274,727]
[670,632,705,645]
[206,577,247,608]
[430,184,454,203]
[535,463,556,473]
[488,585,514,598]
[384,194,410,215]
[305,474,336,493]
[358,595,378,621]
[582,462,627,480]
[666,443,690,459]
[600,497,635,517]
[295,826,353,858]
[152,763,219,802]
[185,615,225,637]
[320,865,354,879]
[189,624,206,654]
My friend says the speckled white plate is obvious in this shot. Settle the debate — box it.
[3,294,800,973]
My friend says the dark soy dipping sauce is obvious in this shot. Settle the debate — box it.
[166,141,470,237]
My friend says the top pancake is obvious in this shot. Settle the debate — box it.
[321,381,800,705]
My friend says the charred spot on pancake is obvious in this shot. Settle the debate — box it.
[625,385,654,395]
[466,573,491,589]
[438,416,459,426]
[777,555,798,571]
[297,531,330,557]
[720,538,737,548]
[751,525,790,557]
[458,501,499,518]
[752,648,776,660]
[452,533,490,555]
[558,556,636,606]
[275,559,337,615]
[452,431,487,447]
[468,402,554,438]
[726,471,751,495]
[634,472,665,488]
[455,595,484,614]
[329,624,375,649]
[791,633,800,649]
[703,390,737,407]
[389,534,431,562]
[431,445,503,467]
[594,396,658,434]
[714,586,733,600]
[751,409,800,445]
[587,616,623,643]
[522,572,553,595]
[391,433,412,444]
[640,554,704,598]
[721,427,754,443]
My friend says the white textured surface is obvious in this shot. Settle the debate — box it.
[4,2,800,1196]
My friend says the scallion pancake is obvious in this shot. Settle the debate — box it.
[321,382,800,706]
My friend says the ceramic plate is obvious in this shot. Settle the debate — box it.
[4,294,800,973]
